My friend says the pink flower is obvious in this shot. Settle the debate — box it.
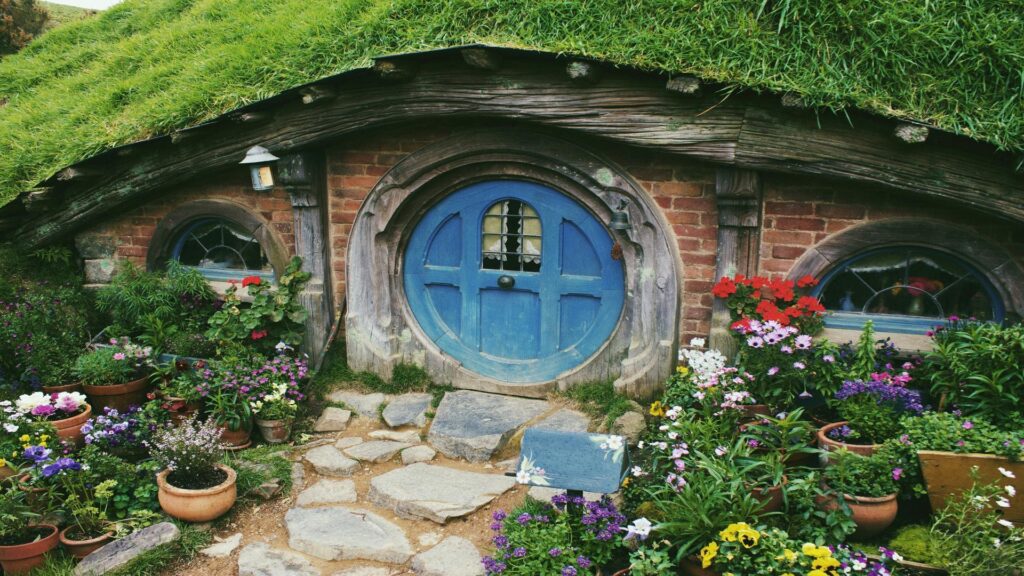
[767,366,780,376]
[892,468,903,481]
[113,352,126,361]
[962,421,974,430]
[792,362,806,370]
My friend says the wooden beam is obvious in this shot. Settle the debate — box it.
[56,167,96,182]
[22,187,58,213]
[665,75,700,95]
[373,59,416,81]
[300,85,335,105]
[566,60,601,84]
[780,92,808,109]
[461,47,501,71]
[893,122,929,144]
[234,112,270,124]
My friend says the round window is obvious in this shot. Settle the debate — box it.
[170,218,273,281]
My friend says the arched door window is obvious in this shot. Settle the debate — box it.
[481,199,542,272]
[816,246,1004,333]
[170,218,274,282]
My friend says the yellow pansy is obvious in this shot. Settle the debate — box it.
[39,435,49,442]
[802,543,832,558]
[776,549,797,563]
[621,477,631,488]
[808,571,828,576]
[812,557,841,570]
[699,541,719,568]
[19,434,29,443]
[676,366,690,375]
[649,401,665,417]
[0,458,6,467]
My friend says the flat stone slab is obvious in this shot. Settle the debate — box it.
[238,542,320,576]
[297,479,358,506]
[427,391,549,462]
[412,537,484,576]
[305,445,360,477]
[201,533,242,558]
[382,393,432,428]
[401,445,436,465]
[327,391,387,418]
[314,407,352,432]
[369,429,421,443]
[76,522,179,576]
[368,463,516,524]
[332,568,394,576]
[532,408,591,432]
[286,507,413,564]
[344,440,413,463]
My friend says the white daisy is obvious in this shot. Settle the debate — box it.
[999,467,1016,479]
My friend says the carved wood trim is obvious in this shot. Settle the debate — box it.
[345,129,680,399]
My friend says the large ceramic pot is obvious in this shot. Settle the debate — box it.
[156,464,237,522]
[52,403,92,446]
[255,419,292,444]
[0,524,59,574]
[819,492,898,539]
[42,382,83,394]
[59,527,114,560]
[816,421,880,457]
[83,376,151,415]
[918,450,1024,524]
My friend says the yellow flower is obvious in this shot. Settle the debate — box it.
[676,366,690,375]
[621,477,632,488]
[736,527,760,548]
[19,434,29,443]
[39,435,49,442]
[777,549,797,563]
[649,401,665,417]
[0,458,6,468]
[801,543,832,558]
[808,571,828,576]
[699,542,719,568]
[812,557,841,570]
[719,522,753,542]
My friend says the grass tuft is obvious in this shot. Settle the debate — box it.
[561,380,634,429]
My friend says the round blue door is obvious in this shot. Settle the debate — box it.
[403,180,625,382]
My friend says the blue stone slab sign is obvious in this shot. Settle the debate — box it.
[515,428,629,494]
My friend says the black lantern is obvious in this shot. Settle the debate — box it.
[239,145,280,191]
[609,199,631,231]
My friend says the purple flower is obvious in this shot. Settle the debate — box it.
[549,547,562,557]
[22,445,51,463]
[792,361,806,370]
[834,380,925,414]
[561,567,577,576]
[577,556,591,568]
[767,366,780,376]
[962,421,974,430]
[492,535,508,548]
[512,547,526,558]
[492,510,506,521]
[892,467,903,481]
[516,513,532,525]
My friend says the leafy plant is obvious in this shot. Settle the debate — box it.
[205,257,311,353]
[626,541,674,576]
[739,408,815,459]
[562,380,631,429]
[822,449,900,498]
[888,524,947,566]
[73,339,153,386]
[926,318,1024,428]
[149,416,225,489]
[713,274,825,336]
[0,488,41,545]
[831,380,924,445]
[777,471,857,543]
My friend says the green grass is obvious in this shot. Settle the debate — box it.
[0,0,1022,206]
[40,2,96,31]
[561,380,634,429]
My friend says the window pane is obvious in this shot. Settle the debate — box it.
[173,219,271,274]
[480,200,541,272]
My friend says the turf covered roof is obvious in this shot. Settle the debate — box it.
[0,0,1021,207]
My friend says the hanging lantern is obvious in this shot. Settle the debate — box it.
[239,145,280,191]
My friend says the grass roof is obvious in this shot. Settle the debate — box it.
[0,0,1021,207]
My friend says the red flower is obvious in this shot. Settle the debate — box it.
[797,275,819,288]
[251,330,268,341]
[731,318,752,333]
[242,276,262,287]
[796,296,825,313]
[712,278,737,298]
[751,277,769,290]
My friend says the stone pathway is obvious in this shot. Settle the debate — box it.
[176,390,595,576]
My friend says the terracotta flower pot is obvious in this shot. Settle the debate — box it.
[737,404,771,421]
[679,556,720,576]
[0,463,16,482]
[161,396,201,425]
[0,524,60,574]
[42,382,83,394]
[156,464,237,522]
[918,450,1024,524]
[255,418,292,444]
[52,403,92,446]
[59,527,114,560]
[83,376,151,415]
[817,421,880,457]
[751,476,788,513]
[217,423,253,451]
[819,491,898,539]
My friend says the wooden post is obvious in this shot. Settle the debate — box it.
[710,168,762,360]
[278,152,333,367]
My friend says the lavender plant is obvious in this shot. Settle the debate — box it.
[831,380,925,444]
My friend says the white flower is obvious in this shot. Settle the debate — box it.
[606,435,624,451]
[15,392,50,414]
[636,441,645,449]
[658,424,669,431]
[714,445,727,457]
[996,497,1011,508]
[689,337,706,348]
[1007,485,1017,497]
[667,431,679,440]
[624,517,653,539]
[890,552,903,562]
[993,538,1002,548]
[631,466,646,477]
[997,519,1015,529]
[998,467,1016,479]
[515,470,531,484]
[3,423,18,433]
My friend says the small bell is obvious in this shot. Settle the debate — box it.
[609,199,631,231]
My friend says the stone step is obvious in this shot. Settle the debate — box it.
[286,507,413,564]
[427,390,549,462]
[368,463,516,524]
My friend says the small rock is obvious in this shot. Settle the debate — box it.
[286,507,413,563]
[238,542,320,576]
[75,522,180,576]
[401,445,436,465]
[495,458,518,473]
[369,429,421,443]
[369,463,516,524]
[531,408,591,432]
[336,437,364,449]
[304,445,360,477]
[253,480,282,500]
[418,532,442,547]
[331,569,393,576]
[297,479,358,506]
[200,533,242,558]
[314,407,352,432]
[291,463,306,491]
[344,440,412,463]
[427,391,549,462]
[381,393,432,428]
[411,537,483,576]
[611,411,646,444]
[326,391,387,418]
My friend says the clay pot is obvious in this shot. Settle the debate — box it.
[59,527,114,560]
[819,491,898,539]
[52,403,92,446]
[918,450,1024,524]
[816,421,880,457]
[737,404,771,421]
[782,449,818,468]
[679,556,720,576]
[42,382,83,394]
[752,476,788,513]
[0,463,16,482]
[162,396,201,425]
[17,474,47,508]
[0,524,59,574]
[83,376,151,415]
[156,464,237,522]
[218,424,253,451]
[255,419,292,444]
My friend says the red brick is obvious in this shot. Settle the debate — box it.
[666,211,700,225]
[685,253,716,267]
[336,152,376,164]
[654,196,672,209]
[825,219,859,234]
[674,225,717,240]
[676,237,702,252]
[332,175,380,190]
[816,203,866,219]
[771,187,834,203]
[761,258,793,274]
[332,163,367,176]
[331,211,356,224]
[684,306,710,320]
[774,217,825,232]
[766,201,813,216]
[118,246,147,258]
[653,181,703,198]
[763,229,814,245]
[672,197,714,211]
[684,280,713,293]
[772,245,807,259]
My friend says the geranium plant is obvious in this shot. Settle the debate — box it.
[15,390,89,421]
[73,338,152,386]
[830,380,925,445]
[713,274,826,335]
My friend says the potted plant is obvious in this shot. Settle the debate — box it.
[81,405,154,462]
[739,408,817,467]
[818,379,925,456]
[153,360,204,424]
[14,390,91,445]
[32,454,118,559]
[622,541,674,576]
[75,338,153,414]
[885,525,950,575]
[739,452,788,513]
[900,411,1024,523]
[820,449,900,538]
[251,381,299,444]
[0,488,59,574]
[151,415,237,522]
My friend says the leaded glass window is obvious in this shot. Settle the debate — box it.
[171,218,273,281]
[481,200,542,272]
[817,247,1002,333]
